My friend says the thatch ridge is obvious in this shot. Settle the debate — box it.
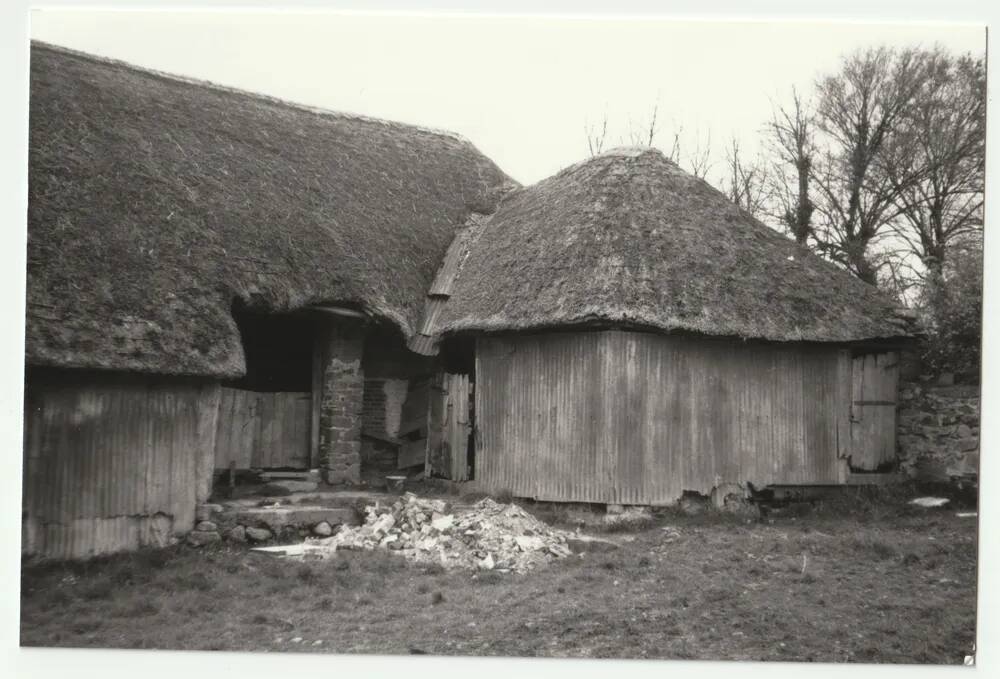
[26,42,514,377]
[32,42,478,145]
[438,147,913,343]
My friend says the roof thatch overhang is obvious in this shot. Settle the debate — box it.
[435,147,917,345]
[26,42,515,378]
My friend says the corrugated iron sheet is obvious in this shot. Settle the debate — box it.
[407,297,447,355]
[408,216,490,356]
[22,377,219,559]
[476,330,853,505]
[407,332,439,357]
[429,218,487,296]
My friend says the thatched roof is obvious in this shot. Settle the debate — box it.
[26,43,514,377]
[437,147,913,343]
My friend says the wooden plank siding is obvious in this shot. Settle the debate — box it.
[21,376,219,559]
[849,352,899,471]
[310,334,324,468]
[426,375,447,476]
[475,330,852,505]
[213,388,311,470]
[427,373,472,481]
[448,375,472,481]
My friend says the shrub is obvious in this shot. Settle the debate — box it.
[918,239,983,382]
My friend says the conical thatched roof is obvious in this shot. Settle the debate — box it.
[437,147,912,343]
[26,43,514,377]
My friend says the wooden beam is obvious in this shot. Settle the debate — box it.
[845,472,905,486]
[309,305,368,319]
[310,329,324,469]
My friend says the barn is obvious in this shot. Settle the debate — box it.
[22,43,512,558]
[24,43,917,560]
[429,148,916,505]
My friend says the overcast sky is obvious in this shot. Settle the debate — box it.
[30,10,985,186]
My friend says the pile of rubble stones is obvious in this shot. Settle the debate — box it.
[306,493,576,572]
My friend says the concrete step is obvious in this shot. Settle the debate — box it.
[289,490,399,506]
[218,489,398,510]
[259,470,321,483]
[231,505,359,532]
[260,480,319,493]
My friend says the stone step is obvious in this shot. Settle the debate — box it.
[231,505,359,533]
[216,489,399,511]
[260,480,319,494]
[289,490,396,505]
[259,470,321,483]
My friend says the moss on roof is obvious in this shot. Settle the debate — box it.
[438,147,912,342]
[26,43,514,377]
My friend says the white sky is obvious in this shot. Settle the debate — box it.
[30,10,985,186]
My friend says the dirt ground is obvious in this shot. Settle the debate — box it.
[19,490,978,664]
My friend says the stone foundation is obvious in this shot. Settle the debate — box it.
[188,501,359,546]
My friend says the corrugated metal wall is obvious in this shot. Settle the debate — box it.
[22,375,219,559]
[476,330,852,505]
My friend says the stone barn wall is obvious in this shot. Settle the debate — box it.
[897,381,980,481]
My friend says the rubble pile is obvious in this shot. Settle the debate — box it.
[307,493,575,572]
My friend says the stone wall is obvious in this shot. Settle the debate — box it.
[897,381,980,481]
[318,322,365,485]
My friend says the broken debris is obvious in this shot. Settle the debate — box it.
[283,493,584,572]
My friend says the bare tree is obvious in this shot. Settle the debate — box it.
[872,245,924,305]
[687,129,713,180]
[624,103,660,147]
[880,52,986,286]
[586,112,609,156]
[722,136,770,219]
[809,47,934,285]
[766,89,815,244]
[663,126,682,164]
[581,104,716,187]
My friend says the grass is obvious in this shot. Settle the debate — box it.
[19,500,977,663]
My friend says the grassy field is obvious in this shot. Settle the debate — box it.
[19,491,978,664]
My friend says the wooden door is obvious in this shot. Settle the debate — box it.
[427,373,472,480]
[214,388,311,469]
[849,352,899,471]
[396,377,431,470]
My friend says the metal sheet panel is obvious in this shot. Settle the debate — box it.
[476,330,849,504]
[429,219,486,296]
[22,376,218,559]
[406,332,439,357]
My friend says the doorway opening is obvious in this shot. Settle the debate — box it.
[227,307,314,393]
[215,306,318,471]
